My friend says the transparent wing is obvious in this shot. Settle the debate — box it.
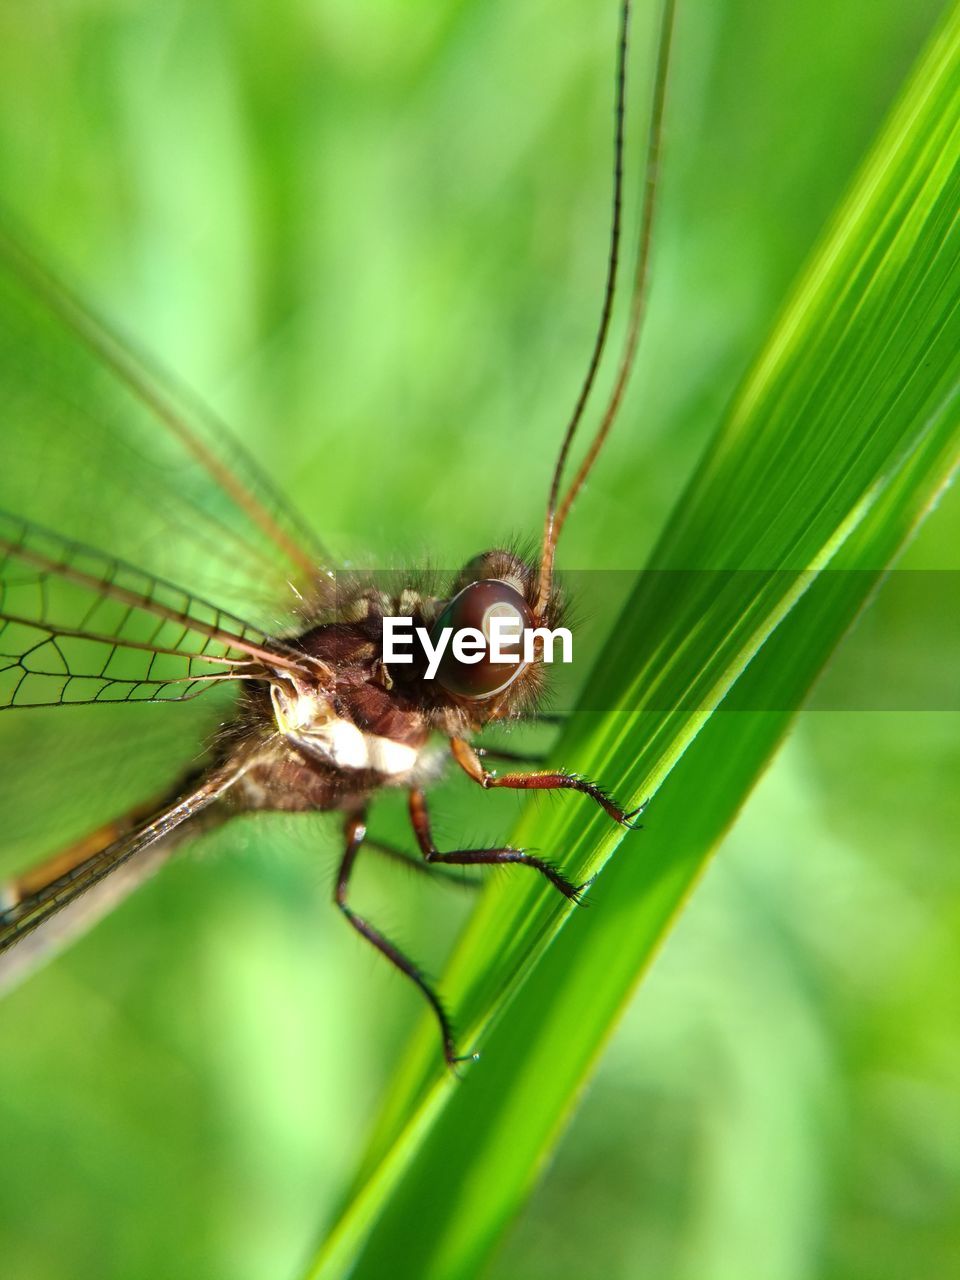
[0,220,331,631]
[0,511,311,711]
[0,219,336,890]
[0,831,180,995]
[0,700,227,881]
[0,757,249,992]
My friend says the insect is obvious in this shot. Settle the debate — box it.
[0,0,673,1065]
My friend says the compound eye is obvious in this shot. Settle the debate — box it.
[430,580,534,699]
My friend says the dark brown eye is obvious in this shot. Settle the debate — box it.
[430,579,534,699]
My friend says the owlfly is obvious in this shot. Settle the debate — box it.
[0,0,674,1064]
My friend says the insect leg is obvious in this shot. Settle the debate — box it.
[363,836,481,890]
[450,737,643,827]
[334,812,471,1066]
[407,789,586,903]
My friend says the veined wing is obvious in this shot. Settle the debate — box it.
[0,219,327,870]
[0,511,316,710]
[0,220,332,631]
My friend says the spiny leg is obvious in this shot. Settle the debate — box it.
[408,789,585,903]
[334,812,471,1067]
[451,737,643,827]
[363,835,482,890]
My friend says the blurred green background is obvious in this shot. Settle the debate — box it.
[0,1,957,1277]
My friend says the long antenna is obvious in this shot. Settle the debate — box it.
[535,0,631,612]
[536,0,676,612]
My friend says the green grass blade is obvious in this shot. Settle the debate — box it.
[340,395,959,1280]
[309,6,960,1274]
